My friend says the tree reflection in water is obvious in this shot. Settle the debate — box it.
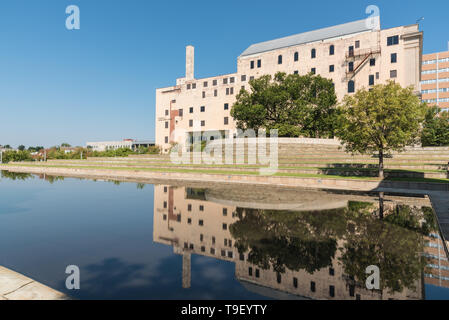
[230,198,437,294]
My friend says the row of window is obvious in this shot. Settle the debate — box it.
[183,242,234,258]
[423,67,449,75]
[187,77,238,90]
[188,118,229,127]
[347,70,397,93]
[249,40,367,68]
[421,78,449,85]
[423,57,449,65]
[423,98,449,104]
[422,87,449,94]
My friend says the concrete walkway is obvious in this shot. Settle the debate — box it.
[0,266,68,300]
[428,192,449,241]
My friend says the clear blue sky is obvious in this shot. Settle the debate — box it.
[0,0,447,148]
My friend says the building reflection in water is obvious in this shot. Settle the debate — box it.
[152,184,448,300]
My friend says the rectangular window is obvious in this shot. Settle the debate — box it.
[230,87,234,95]
[192,83,196,89]
[376,72,380,79]
[311,68,316,74]
[223,208,228,216]
[369,75,375,86]
[250,76,254,81]
[241,75,246,82]
[329,286,335,298]
[189,107,193,113]
[387,35,399,46]
[293,277,298,288]
[203,81,208,87]
[187,204,192,211]
[222,223,227,230]
[163,201,167,208]
[329,268,335,276]
[370,58,376,66]
[201,120,205,127]
[239,253,244,261]
[348,46,354,57]
[329,65,334,73]
[178,109,183,117]
[278,55,282,64]
[250,61,255,69]
[223,78,228,85]
[255,269,260,278]
[257,59,261,68]
[214,89,217,97]
[224,103,229,110]
[200,106,205,112]
[213,79,217,86]
[189,120,193,127]
[349,62,354,72]
[199,205,204,211]
[294,70,298,75]
[355,40,360,49]
[390,70,397,78]
[164,136,168,144]
[224,117,229,125]
[202,91,206,98]
[391,53,397,63]
[349,285,355,297]
[165,121,168,129]
[226,88,229,95]
[199,220,204,226]
[165,109,169,116]
[210,248,215,255]
[311,282,316,292]
[249,267,253,276]
[187,84,191,90]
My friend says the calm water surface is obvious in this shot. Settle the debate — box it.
[1,171,449,300]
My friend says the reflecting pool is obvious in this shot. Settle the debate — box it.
[1,170,448,300]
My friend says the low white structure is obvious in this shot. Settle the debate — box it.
[86,140,133,152]
[86,139,155,152]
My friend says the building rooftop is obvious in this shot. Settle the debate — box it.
[239,17,380,57]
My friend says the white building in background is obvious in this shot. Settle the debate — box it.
[86,139,155,152]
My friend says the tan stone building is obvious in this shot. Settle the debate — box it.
[155,17,423,152]
[421,50,449,112]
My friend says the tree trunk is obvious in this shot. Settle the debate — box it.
[378,149,384,179]
[379,192,384,220]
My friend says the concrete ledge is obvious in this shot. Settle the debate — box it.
[0,266,68,300]
[2,165,448,192]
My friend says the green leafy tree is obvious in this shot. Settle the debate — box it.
[61,143,71,147]
[231,72,338,137]
[336,82,427,178]
[18,145,25,151]
[421,107,449,147]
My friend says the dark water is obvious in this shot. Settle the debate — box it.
[1,170,449,300]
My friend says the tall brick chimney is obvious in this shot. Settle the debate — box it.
[186,45,194,80]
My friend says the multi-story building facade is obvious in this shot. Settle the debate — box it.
[155,17,423,152]
[421,50,449,112]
